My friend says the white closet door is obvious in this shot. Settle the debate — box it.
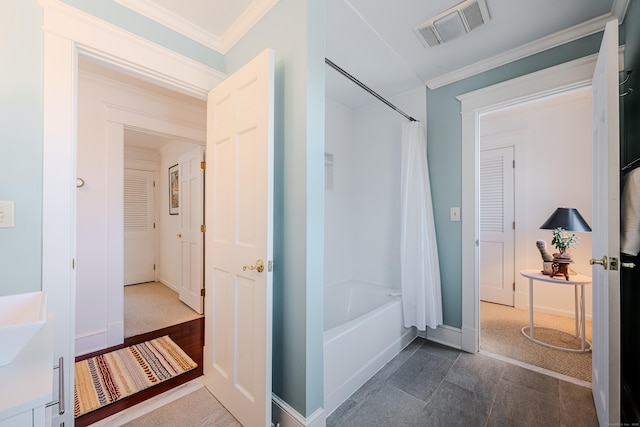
[124,169,156,285]
[480,146,515,306]
[178,146,205,314]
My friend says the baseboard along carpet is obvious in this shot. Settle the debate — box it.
[74,335,198,418]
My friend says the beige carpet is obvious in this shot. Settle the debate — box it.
[124,282,203,338]
[480,301,592,382]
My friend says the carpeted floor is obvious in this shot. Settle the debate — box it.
[124,282,203,338]
[480,301,592,382]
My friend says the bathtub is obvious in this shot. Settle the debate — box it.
[323,280,416,416]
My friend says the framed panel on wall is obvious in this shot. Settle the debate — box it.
[169,163,179,215]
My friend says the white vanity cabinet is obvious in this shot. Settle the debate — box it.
[0,407,45,427]
[0,324,53,427]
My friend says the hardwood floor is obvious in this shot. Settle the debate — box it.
[74,317,204,427]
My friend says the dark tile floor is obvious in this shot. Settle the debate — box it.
[326,337,598,427]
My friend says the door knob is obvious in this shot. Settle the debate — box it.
[176,233,182,238]
[589,255,608,270]
[243,259,264,273]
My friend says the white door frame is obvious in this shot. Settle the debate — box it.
[40,0,224,422]
[457,54,604,353]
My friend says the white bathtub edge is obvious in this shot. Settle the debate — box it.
[272,394,326,427]
[324,326,417,417]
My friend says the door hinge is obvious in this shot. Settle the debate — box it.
[200,224,206,232]
[512,221,515,230]
[153,180,156,187]
[153,264,156,271]
[72,258,75,269]
[512,160,515,168]
[201,161,206,170]
[153,222,156,229]
[200,288,205,297]
[513,282,516,291]
[268,260,273,272]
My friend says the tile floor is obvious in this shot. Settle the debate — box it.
[326,337,599,427]
[105,337,599,426]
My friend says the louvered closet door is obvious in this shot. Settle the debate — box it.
[124,169,156,285]
[480,147,515,306]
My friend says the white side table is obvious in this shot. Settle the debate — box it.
[519,269,592,353]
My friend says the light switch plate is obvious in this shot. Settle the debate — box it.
[450,207,460,222]
[0,201,15,228]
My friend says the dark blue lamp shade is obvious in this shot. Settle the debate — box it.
[540,207,592,232]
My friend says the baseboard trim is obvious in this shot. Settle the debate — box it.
[272,394,326,427]
[419,324,464,350]
[158,277,180,294]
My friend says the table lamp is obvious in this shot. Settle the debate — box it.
[540,207,592,279]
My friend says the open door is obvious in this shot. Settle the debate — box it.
[590,19,620,426]
[178,145,205,314]
[203,49,274,427]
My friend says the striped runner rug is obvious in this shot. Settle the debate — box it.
[74,335,197,418]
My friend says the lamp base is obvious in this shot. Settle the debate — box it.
[550,261,572,281]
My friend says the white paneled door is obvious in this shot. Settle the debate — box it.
[480,146,515,306]
[204,49,274,427]
[178,146,205,314]
[590,18,620,426]
[124,169,156,285]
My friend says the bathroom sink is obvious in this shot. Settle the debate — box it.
[0,292,47,367]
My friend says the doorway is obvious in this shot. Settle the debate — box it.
[477,87,594,383]
[75,58,207,355]
[41,14,224,425]
[73,59,208,426]
[122,129,205,338]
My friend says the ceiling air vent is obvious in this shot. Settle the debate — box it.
[414,0,490,48]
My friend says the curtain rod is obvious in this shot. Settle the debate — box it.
[325,58,418,122]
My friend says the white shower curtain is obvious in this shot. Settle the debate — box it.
[400,121,443,330]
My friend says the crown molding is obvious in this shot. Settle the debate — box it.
[38,0,226,100]
[427,13,617,89]
[612,0,631,23]
[115,0,280,54]
[114,0,223,51]
[221,0,280,53]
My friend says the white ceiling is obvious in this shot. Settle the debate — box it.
[115,0,628,111]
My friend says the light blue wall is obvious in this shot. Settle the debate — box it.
[0,0,43,296]
[427,33,604,328]
[60,0,224,71]
[225,0,325,417]
[0,0,325,418]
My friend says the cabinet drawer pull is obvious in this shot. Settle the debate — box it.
[46,356,65,415]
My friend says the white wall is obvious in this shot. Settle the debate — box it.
[324,87,427,289]
[324,98,356,286]
[75,68,205,356]
[480,87,593,318]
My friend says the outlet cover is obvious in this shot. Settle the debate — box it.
[450,207,460,222]
[0,201,15,228]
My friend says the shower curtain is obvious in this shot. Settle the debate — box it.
[400,121,443,330]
